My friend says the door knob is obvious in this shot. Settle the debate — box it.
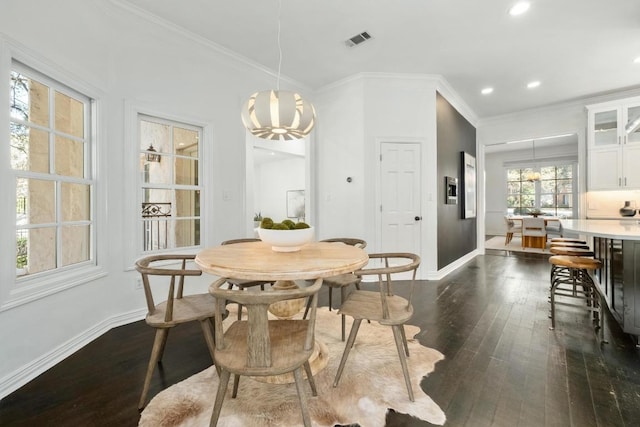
[414,216,422,221]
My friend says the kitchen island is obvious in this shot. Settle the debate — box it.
[562,219,640,344]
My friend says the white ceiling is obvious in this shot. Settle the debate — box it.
[118,0,640,119]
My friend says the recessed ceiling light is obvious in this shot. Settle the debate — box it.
[481,87,494,95]
[527,81,541,89]
[634,57,640,64]
[509,1,530,16]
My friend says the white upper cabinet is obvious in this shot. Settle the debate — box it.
[588,97,640,190]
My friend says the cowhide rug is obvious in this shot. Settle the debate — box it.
[139,306,446,427]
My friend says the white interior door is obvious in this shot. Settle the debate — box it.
[379,142,422,254]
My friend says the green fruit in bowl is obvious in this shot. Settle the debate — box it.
[271,223,290,230]
[282,219,296,229]
[260,217,274,229]
[294,222,310,229]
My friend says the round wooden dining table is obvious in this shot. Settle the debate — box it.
[195,240,369,383]
[195,240,369,281]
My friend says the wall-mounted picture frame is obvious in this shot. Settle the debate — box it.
[286,190,305,219]
[461,152,476,219]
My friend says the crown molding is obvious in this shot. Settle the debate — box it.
[107,0,311,92]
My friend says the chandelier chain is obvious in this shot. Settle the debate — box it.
[276,0,282,90]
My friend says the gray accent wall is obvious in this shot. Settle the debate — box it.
[436,92,477,269]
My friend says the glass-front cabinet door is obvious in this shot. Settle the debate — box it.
[624,104,640,145]
[591,107,619,147]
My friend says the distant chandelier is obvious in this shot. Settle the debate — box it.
[525,140,540,182]
[240,0,316,141]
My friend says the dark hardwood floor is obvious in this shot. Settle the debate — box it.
[1,250,639,426]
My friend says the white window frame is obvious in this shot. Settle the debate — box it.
[138,114,203,254]
[123,101,213,269]
[505,159,578,218]
[0,37,107,311]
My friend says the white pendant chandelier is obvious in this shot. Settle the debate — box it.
[241,0,316,141]
[526,140,541,182]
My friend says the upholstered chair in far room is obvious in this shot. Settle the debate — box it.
[221,238,273,320]
[208,277,323,427]
[504,215,522,245]
[333,252,421,401]
[522,217,547,249]
[135,254,217,410]
[545,219,563,241]
[303,237,367,341]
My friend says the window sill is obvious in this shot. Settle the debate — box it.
[0,265,108,312]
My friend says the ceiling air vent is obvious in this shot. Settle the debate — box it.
[345,31,372,48]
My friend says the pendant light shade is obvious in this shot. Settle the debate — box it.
[525,140,540,182]
[241,90,316,140]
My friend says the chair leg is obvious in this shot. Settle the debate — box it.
[392,325,414,402]
[333,318,362,387]
[231,374,241,398]
[200,319,216,364]
[293,367,312,427]
[138,328,169,410]
[303,360,317,396]
[328,287,333,311]
[209,369,231,427]
[340,287,348,341]
[399,325,410,357]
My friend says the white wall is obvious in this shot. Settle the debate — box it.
[314,74,477,274]
[0,0,310,397]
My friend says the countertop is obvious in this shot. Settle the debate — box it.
[561,219,640,240]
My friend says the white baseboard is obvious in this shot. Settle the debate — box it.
[425,250,479,280]
[0,308,146,400]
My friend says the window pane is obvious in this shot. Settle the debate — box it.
[540,194,554,207]
[61,183,90,221]
[557,179,572,193]
[556,165,572,179]
[175,219,200,247]
[23,227,57,275]
[557,194,572,208]
[18,178,56,224]
[506,195,520,207]
[521,195,535,207]
[521,181,535,194]
[10,72,50,127]
[10,124,49,173]
[507,169,522,181]
[175,190,200,217]
[16,229,28,274]
[61,225,90,266]
[174,127,199,157]
[140,119,170,153]
[55,91,84,138]
[540,180,556,193]
[507,182,521,195]
[540,167,555,179]
[176,157,198,185]
[140,154,170,184]
[55,135,84,177]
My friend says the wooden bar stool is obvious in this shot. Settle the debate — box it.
[548,255,604,341]
[549,246,594,284]
[550,241,590,249]
[551,237,587,244]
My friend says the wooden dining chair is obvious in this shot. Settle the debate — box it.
[504,215,522,245]
[522,217,547,249]
[333,252,421,401]
[135,254,217,410]
[208,277,323,427]
[303,237,367,341]
[221,238,273,319]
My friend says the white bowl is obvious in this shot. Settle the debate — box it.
[257,226,315,252]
